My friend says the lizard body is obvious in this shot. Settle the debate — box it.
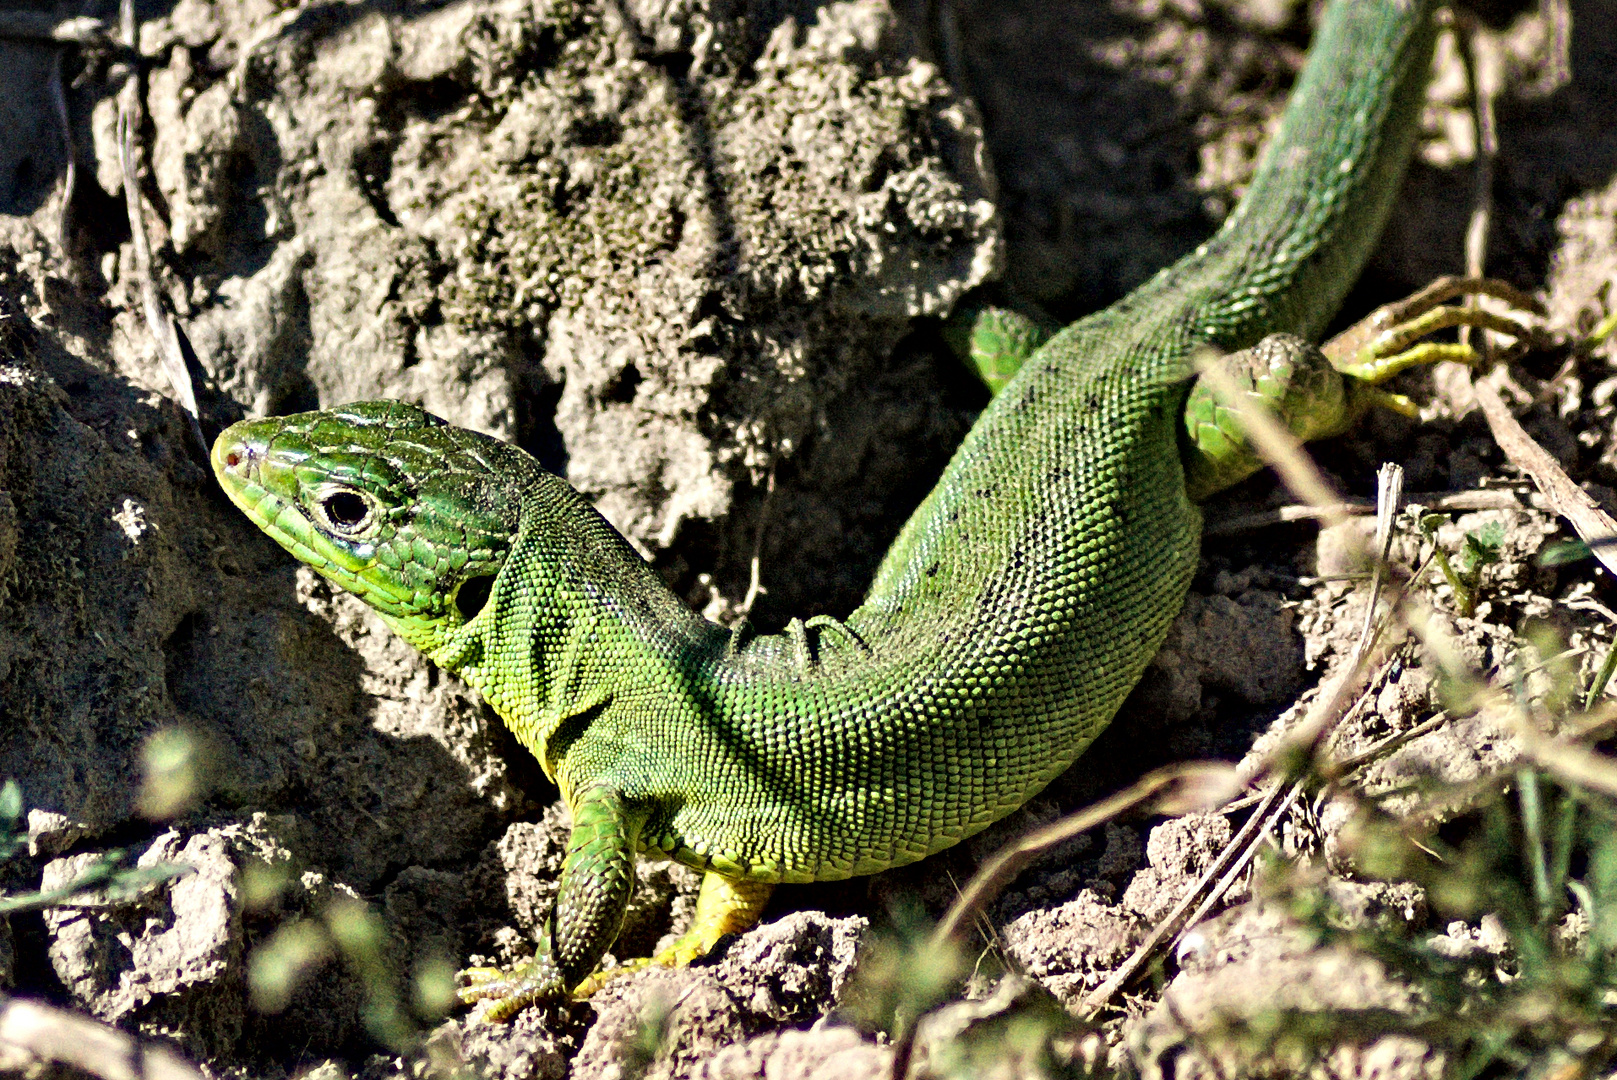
[213,0,1441,1012]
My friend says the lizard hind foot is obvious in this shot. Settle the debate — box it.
[785,615,872,672]
[1322,274,1548,380]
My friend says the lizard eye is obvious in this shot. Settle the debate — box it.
[310,485,378,537]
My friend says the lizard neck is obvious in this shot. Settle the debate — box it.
[425,472,724,789]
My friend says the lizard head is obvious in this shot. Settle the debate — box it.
[211,400,526,654]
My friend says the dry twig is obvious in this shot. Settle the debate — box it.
[114,0,207,455]
[0,11,118,47]
[0,995,203,1080]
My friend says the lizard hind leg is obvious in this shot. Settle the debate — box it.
[942,302,1059,394]
[1181,276,1548,503]
[1182,334,1354,502]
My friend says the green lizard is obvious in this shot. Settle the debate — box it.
[213,0,1463,1018]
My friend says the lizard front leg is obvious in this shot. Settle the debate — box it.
[570,871,775,997]
[460,784,645,1021]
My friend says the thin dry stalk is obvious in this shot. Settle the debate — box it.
[0,11,116,46]
[0,995,203,1080]
[1202,488,1535,537]
[1077,776,1290,1018]
[115,0,206,454]
[1470,377,1617,578]
[930,762,1241,956]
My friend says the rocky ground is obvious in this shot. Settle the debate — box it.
[1,0,1615,1077]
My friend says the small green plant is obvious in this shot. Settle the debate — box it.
[247,893,453,1052]
[616,991,677,1080]
[1419,514,1504,617]
[841,896,975,1040]
[1244,766,1617,1078]
[0,779,23,864]
[843,914,1094,1080]
[0,778,191,917]
[1172,601,1617,1078]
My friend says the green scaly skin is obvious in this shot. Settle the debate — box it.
[946,303,1058,393]
[213,0,1440,1016]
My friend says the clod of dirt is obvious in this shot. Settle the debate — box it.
[1001,890,1142,1005]
[1131,897,1439,1080]
[488,912,867,1080]
[693,1024,888,1080]
[1140,590,1307,724]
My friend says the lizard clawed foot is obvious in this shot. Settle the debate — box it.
[566,873,778,998]
[564,929,738,998]
[567,958,649,999]
[457,955,569,1023]
[459,955,659,1015]
[1180,276,1547,503]
[1323,275,1549,384]
[567,922,745,999]
[456,872,776,1020]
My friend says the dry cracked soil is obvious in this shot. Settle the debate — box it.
[1,0,1616,1078]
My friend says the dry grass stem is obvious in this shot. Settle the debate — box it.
[931,763,1241,960]
[1471,376,1617,578]
[1078,774,1293,1019]
[0,11,116,45]
[115,0,206,454]
[0,996,203,1080]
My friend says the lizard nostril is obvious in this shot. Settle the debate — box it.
[216,438,263,476]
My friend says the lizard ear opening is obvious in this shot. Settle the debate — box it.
[455,575,496,621]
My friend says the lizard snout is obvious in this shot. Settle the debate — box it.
[211,429,266,486]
